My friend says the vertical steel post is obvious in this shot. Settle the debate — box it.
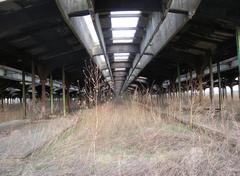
[230,85,234,100]
[186,72,189,98]
[77,80,81,104]
[22,68,26,118]
[31,61,36,111]
[66,79,71,113]
[217,62,222,110]
[197,71,203,104]
[40,79,46,118]
[50,73,54,114]
[62,66,66,116]
[1,98,3,110]
[177,64,181,112]
[224,86,228,100]
[209,56,214,105]
[177,64,181,97]
[236,28,240,100]
[238,75,240,100]
[190,69,193,98]
[222,84,225,100]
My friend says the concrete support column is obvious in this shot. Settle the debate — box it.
[50,73,54,115]
[62,66,66,117]
[31,61,36,110]
[217,62,222,110]
[22,68,26,118]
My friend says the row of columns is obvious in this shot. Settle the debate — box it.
[175,26,240,110]
[176,60,239,110]
[20,63,70,119]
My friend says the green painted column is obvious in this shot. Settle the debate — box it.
[236,28,240,100]
[62,67,66,116]
[50,73,54,114]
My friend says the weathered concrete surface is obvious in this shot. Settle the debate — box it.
[0,120,30,138]
[0,118,76,160]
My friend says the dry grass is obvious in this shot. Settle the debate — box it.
[0,99,81,123]
[7,98,239,176]
[0,104,25,123]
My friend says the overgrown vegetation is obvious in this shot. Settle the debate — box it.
[0,63,239,175]
[2,95,237,176]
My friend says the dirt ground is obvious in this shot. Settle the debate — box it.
[1,102,239,176]
[0,117,76,176]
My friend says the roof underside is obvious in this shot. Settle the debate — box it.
[0,0,89,85]
[0,0,239,95]
[139,0,240,85]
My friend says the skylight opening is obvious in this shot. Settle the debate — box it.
[114,53,130,56]
[103,69,109,73]
[99,55,105,63]
[114,56,129,61]
[111,11,141,15]
[112,30,136,38]
[114,58,129,62]
[106,77,111,81]
[115,68,126,71]
[114,53,130,62]
[83,15,99,45]
[102,69,110,77]
[113,39,133,43]
[114,56,128,59]
[111,17,139,28]
[110,11,141,45]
